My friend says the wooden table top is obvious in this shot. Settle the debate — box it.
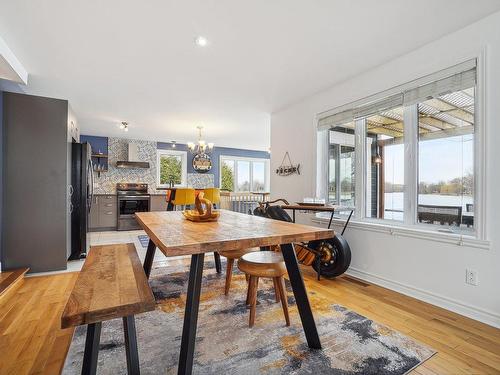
[135,209,334,257]
[61,243,156,329]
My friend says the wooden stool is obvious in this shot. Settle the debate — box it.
[218,248,258,295]
[237,251,290,328]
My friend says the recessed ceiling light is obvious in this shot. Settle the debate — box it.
[194,36,208,47]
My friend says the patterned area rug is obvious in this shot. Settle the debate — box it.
[64,260,435,374]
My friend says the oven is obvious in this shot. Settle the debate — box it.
[117,183,150,230]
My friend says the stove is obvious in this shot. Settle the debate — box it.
[116,183,150,231]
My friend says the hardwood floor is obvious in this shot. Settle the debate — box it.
[0,272,78,375]
[1,261,499,374]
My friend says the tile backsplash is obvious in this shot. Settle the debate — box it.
[93,137,215,193]
[187,173,214,189]
[93,137,158,193]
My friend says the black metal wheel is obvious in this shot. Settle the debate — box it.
[309,234,351,278]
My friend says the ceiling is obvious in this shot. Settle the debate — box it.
[0,1,499,151]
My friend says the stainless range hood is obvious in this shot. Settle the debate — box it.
[116,143,150,169]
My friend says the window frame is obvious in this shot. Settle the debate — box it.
[219,155,270,192]
[157,149,188,188]
[316,56,487,243]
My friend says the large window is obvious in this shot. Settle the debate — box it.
[317,59,479,237]
[365,106,405,221]
[417,87,475,233]
[220,156,270,192]
[328,123,356,207]
[157,150,187,187]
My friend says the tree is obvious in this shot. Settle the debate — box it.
[221,163,234,191]
[160,156,182,185]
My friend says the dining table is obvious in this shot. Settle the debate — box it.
[135,209,334,375]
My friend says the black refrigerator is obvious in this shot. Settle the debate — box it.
[69,142,94,260]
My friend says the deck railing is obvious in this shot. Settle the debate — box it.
[220,191,267,214]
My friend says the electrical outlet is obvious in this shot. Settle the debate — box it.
[466,269,478,286]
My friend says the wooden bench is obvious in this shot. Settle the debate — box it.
[61,243,155,375]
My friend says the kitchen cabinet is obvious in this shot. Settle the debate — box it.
[150,195,168,211]
[90,195,117,231]
[2,92,77,272]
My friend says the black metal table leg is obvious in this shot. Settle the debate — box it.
[292,209,296,223]
[341,209,354,235]
[123,315,140,375]
[280,243,322,349]
[178,253,205,375]
[328,211,334,229]
[143,239,156,279]
[82,322,102,375]
[213,252,222,273]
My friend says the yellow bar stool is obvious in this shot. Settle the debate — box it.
[172,188,196,211]
[203,188,220,209]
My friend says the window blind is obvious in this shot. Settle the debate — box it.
[403,67,476,106]
[317,58,476,130]
[353,93,403,119]
[317,106,354,130]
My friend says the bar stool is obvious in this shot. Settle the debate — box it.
[202,188,220,209]
[237,251,290,328]
[172,188,196,210]
[218,248,258,295]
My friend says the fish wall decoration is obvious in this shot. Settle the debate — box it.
[276,151,300,176]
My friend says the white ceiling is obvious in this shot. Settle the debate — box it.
[1,0,499,151]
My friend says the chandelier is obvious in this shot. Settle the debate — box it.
[187,126,214,155]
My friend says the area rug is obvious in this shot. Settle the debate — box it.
[137,234,149,248]
[63,259,435,374]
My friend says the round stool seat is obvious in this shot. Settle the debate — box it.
[238,251,286,278]
[219,247,258,260]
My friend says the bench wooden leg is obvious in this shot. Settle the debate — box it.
[213,252,222,273]
[82,322,102,375]
[123,315,140,375]
[280,243,321,349]
[143,239,156,279]
[178,253,204,375]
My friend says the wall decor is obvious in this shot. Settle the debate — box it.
[192,153,212,173]
[276,151,300,176]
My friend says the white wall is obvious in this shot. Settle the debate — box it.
[271,12,500,327]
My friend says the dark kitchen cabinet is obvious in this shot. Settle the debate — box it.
[89,195,117,231]
[1,92,79,272]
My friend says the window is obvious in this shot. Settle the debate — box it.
[252,161,266,192]
[317,59,480,237]
[220,156,270,192]
[328,123,356,207]
[157,150,187,187]
[220,159,235,191]
[417,87,475,233]
[365,106,405,221]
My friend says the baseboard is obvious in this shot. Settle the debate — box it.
[346,267,500,329]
